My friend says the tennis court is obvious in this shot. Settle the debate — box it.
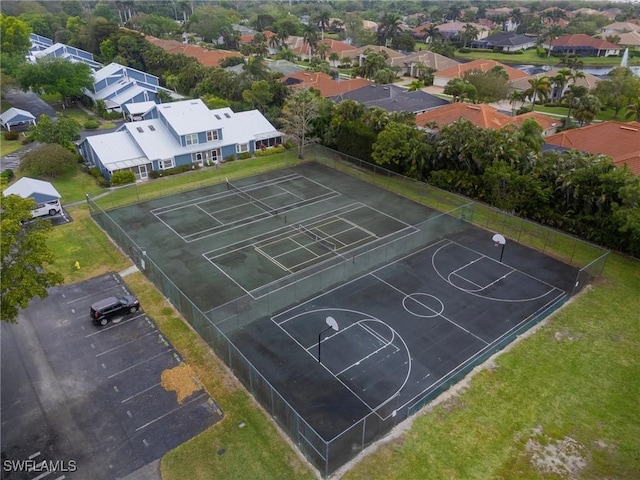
[90,161,590,476]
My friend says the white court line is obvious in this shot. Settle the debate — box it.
[84,313,146,337]
[203,202,366,257]
[254,246,291,273]
[134,392,208,432]
[401,290,567,417]
[276,183,303,200]
[450,271,483,289]
[371,273,489,345]
[206,259,253,296]
[121,382,162,403]
[271,236,444,324]
[315,226,347,248]
[337,215,378,238]
[281,236,320,259]
[186,191,341,243]
[453,269,516,292]
[107,349,173,379]
[150,173,301,214]
[195,203,223,225]
[95,330,159,357]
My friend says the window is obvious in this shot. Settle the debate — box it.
[215,114,221,120]
[136,127,144,133]
[236,143,249,153]
[158,159,174,170]
[206,130,218,141]
[148,125,156,131]
[184,133,198,146]
[224,113,231,118]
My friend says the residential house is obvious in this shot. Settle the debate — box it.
[146,36,242,67]
[266,59,306,77]
[0,107,36,131]
[617,31,640,48]
[332,84,450,114]
[28,35,102,71]
[389,50,460,78]
[4,177,62,215]
[433,59,528,87]
[510,68,602,102]
[78,99,283,181]
[343,45,406,73]
[542,34,621,57]
[471,32,536,52]
[291,38,355,63]
[545,121,640,175]
[415,102,560,137]
[435,22,490,42]
[601,21,640,35]
[85,63,174,112]
[281,72,372,98]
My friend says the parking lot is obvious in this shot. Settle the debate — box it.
[1,273,223,480]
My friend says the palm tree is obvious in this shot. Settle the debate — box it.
[573,94,601,126]
[551,69,571,101]
[377,13,402,46]
[302,24,318,61]
[315,9,331,40]
[424,24,440,44]
[624,97,640,122]
[508,90,526,114]
[407,80,425,91]
[268,33,280,52]
[276,31,289,49]
[446,5,462,22]
[509,8,523,29]
[525,76,551,110]
[328,51,340,67]
[317,42,331,61]
[460,24,479,48]
[562,83,588,125]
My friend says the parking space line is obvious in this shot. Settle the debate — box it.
[95,330,159,357]
[121,382,162,403]
[134,392,207,432]
[107,349,172,379]
[84,313,145,337]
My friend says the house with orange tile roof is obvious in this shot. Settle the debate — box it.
[433,59,528,87]
[542,34,621,57]
[342,45,406,71]
[415,103,560,137]
[281,72,372,98]
[145,36,241,67]
[291,38,355,61]
[545,121,640,175]
[510,68,602,102]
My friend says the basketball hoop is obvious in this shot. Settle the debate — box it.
[492,233,507,262]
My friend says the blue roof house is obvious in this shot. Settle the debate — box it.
[78,99,283,181]
[85,63,177,112]
[0,107,37,131]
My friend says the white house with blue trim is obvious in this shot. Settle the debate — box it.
[0,107,36,131]
[78,99,283,181]
[28,34,102,71]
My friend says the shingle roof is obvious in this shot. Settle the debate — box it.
[334,84,449,113]
[435,59,528,81]
[545,121,640,175]
[548,34,621,50]
[480,32,536,47]
[390,50,460,71]
[618,31,640,47]
[509,68,602,91]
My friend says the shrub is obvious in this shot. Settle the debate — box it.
[1,169,15,182]
[84,119,100,129]
[96,176,110,187]
[239,152,252,159]
[3,131,19,141]
[110,170,136,186]
[149,170,161,179]
[224,154,237,162]
[19,144,78,178]
[88,167,102,178]
[284,141,294,150]
[255,146,286,157]
[458,47,471,53]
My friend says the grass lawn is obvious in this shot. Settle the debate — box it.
[49,167,104,203]
[455,48,638,66]
[94,150,301,210]
[0,137,26,157]
[343,252,640,479]
[44,151,638,480]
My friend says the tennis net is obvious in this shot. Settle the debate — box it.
[227,179,277,217]
[297,224,336,252]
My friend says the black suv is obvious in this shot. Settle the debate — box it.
[90,295,140,326]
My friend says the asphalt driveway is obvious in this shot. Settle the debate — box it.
[1,273,223,480]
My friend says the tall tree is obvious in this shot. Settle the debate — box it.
[377,12,403,46]
[28,114,81,149]
[16,58,93,107]
[561,83,588,124]
[302,24,319,61]
[280,88,321,159]
[573,94,601,126]
[0,14,32,58]
[525,76,551,110]
[1,194,63,323]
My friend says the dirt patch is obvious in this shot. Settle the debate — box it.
[554,328,584,342]
[161,363,199,403]
[526,430,588,478]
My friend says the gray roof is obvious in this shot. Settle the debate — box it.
[267,60,306,76]
[0,107,35,123]
[4,177,61,203]
[333,84,449,114]
[479,32,536,47]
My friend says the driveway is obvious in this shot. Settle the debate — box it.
[1,273,223,480]
[3,89,57,122]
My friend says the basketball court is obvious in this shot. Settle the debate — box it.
[91,162,583,475]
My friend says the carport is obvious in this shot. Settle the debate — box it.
[0,107,36,131]
[4,176,61,206]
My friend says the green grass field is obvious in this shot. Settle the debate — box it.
[44,151,638,480]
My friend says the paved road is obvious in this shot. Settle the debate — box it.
[3,88,57,121]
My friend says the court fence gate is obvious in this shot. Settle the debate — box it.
[86,152,609,477]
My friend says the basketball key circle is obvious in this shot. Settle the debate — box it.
[402,293,444,318]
